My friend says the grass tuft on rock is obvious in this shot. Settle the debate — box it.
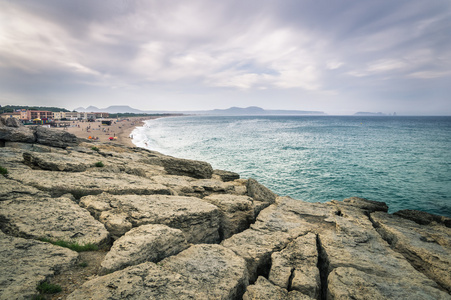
[0,165,7,176]
[91,146,100,152]
[36,281,62,294]
[95,161,104,167]
[40,238,99,252]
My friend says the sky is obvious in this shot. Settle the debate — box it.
[0,0,450,115]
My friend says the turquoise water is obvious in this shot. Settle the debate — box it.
[132,116,451,217]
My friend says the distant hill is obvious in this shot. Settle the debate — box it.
[75,105,326,116]
[75,105,146,114]
[354,112,386,116]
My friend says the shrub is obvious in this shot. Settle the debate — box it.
[0,166,7,176]
[40,238,99,252]
[91,146,100,152]
[95,161,104,167]
[79,262,88,268]
[36,281,62,294]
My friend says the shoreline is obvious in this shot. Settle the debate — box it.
[53,116,163,147]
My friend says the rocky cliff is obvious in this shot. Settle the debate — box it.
[1,118,450,299]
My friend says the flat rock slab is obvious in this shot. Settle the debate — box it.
[0,196,109,246]
[0,231,78,300]
[80,193,221,243]
[100,224,189,274]
[0,177,46,201]
[159,244,249,300]
[69,244,248,300]
[371,211,451,293]
[8,169,172,198]
[23,151,99,172]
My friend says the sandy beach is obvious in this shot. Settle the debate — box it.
[54,116,161,147]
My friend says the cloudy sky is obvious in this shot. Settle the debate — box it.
[1,0,450,115]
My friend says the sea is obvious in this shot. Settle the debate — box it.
[131,115,451,217]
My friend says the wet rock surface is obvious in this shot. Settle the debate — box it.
[0,120,450,299]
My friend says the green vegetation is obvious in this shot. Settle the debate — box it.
[79,262,88,268]
[0,105,70,113]
[0,166,7,176]
[91,146,100,152]
[95,161,104,167]
[40,238,99,252]
[36,281,62,294]
[31,295,47,300]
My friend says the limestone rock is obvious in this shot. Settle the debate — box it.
[8,169,172,198]
[0,177,46,201]
[213,169,240,181]
[80,193,221,243]
[203,194,255,238]
[67,262,209,300]
[328,267,450,300]
[269,233,320,298]
[243,276,314,300]
[100,224,189,274]
[3,117,22,128]
[0,231,78,300]
[339,196,389,213]
[222,228,294,282]
[371,211,451,293]
[152,175,196,195]
[22,151,97,172]
[394,209,451,227]
[34,126,79,148]
[160,156,213,179]
[0,196,109,247]
[69,244,248,300]
[160,244,249,300]
[0,125,35,143]
[247,178,277,204]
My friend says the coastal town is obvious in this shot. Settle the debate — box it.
[0,108,159,147]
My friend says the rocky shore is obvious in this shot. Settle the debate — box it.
[1,117,450,300]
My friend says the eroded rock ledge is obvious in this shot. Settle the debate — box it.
[0,119,450,300]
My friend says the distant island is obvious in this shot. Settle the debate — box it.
[354,112,386,116]
[75,105,326,116]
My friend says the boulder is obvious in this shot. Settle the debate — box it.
[0,196,109,247]
[160,156,213,179]
[80,193,221,243]
[34,126,79,148]
[247,178,277,204]
[371,211,451,293]
[4,117,22,128]
[213,169,240,182]
[0,126,35,143]
[100,224,189,274]
[203,194,255,239]
[0,231,78,300]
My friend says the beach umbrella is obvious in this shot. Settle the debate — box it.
[109,137,114,140]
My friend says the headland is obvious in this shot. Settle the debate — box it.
[0,117,450,299]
